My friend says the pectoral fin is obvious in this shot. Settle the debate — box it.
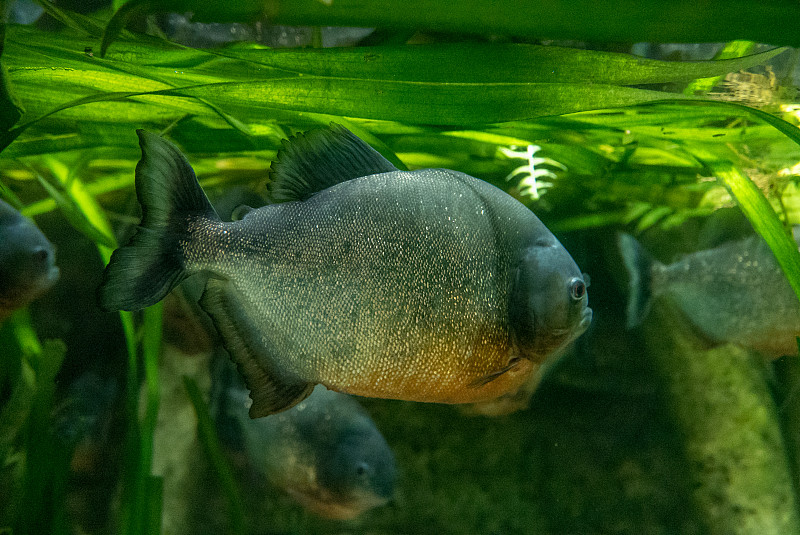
[468,358,524,388]
[200,278,313,417]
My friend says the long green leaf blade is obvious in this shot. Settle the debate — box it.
[266,0,800,47]
[710,161,800,304]
[226,43,786,85]
[184,376,247,535]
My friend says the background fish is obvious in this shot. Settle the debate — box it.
[223,379,396,520]
[99,125,591,416]
[0,198,59,321]
[618,230,800,358]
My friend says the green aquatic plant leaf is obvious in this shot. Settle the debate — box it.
[32,170,116,249]
[184,375,247,535]
[640,100,800,147]
[96,0,800,48]
[117,304,163,535]
[6,25,787,152]
[263,0,800,46]
[2,73,692,148]
[12,338,70,535]
[683,40,757,96]
[101,0,156,57]
[0,63,24,132]
[707,160,800,305]
[131,304,163,535]
[31,157,117,248]
[32,0,109,36]
[224,43,787,85]
[0,311,39,463]
[144,476,164,535]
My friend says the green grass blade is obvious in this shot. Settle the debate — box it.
[683,40,757,96]
[639,100,800,147]
[1,78,694,146]
[266,0,800,46]
[37,157,151,535]
[31,167,117,248]
[134,303,163,535]
[4,26,787,152]
[101,0,152,57]
[116,304,162,535]
[226,43,786,85]
[704,160,800,305]
[31,0,103,36]
[12,340,69,535]
[145,476,164,535]
[0,64,24,132]
[183,375,247,535]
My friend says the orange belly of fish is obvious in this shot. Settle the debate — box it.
[324,349,536,405]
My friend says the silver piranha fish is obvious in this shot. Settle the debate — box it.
[0,198,59,321]
[618,230,800,358]
[228,384,396,519]
[99,125,591,416]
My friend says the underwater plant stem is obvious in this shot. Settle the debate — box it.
[183,375,247,535]
[117,307,143,535]
[117,304,164,535]
[140,304,164,532]
[643,303,800,534]
[12,339,69,535]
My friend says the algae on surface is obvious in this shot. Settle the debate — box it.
[643,303,800,535]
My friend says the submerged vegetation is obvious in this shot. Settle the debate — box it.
[2,0,800,533]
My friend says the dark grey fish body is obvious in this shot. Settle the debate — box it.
[228,384,395,519]
[0,199,59,320]
[619,230,800,357]
[187,169,564,401]
[100,125,591,415]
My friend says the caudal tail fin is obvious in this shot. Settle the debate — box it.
[617,233,659,329]
[99,130,219,311]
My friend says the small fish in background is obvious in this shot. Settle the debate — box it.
[0,198,59,321]
[99,124,591,416]
[618,229,800,358]
[224,379,397,520]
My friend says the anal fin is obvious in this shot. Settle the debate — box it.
[200,278,313,417]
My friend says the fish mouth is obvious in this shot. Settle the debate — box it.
[579,307,593,332]
[47,265,60,283]
[42,265,61,288]
[31,265,60,295]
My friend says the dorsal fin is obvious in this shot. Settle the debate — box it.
[267,123,398,202]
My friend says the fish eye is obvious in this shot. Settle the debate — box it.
[31,247,50,263]
[569,279,585,301]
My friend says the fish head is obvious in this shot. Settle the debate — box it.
[0,201,60,309]
[313,427,397,519]
[509,237,592,363]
